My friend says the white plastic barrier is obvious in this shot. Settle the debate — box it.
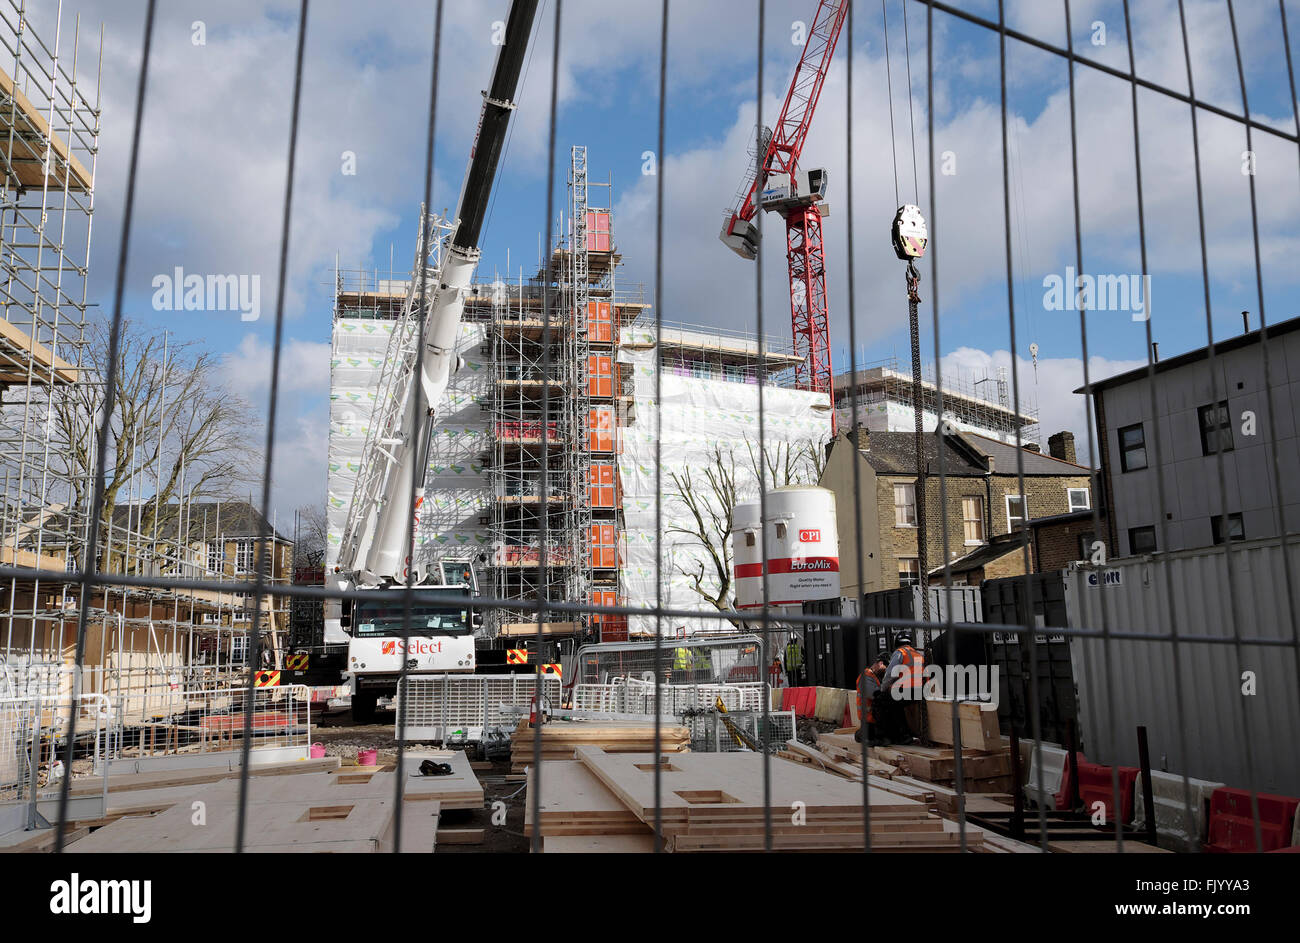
[1023,743,1069,808]
[1133,771,1223,851]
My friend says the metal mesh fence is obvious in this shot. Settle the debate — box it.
[0,0,1294,861]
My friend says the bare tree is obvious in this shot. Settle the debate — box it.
[665,434,826,612]
[293,503,329,572]
[46,318,260,571]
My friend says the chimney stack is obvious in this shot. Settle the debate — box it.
[1024,443,1042,453]
[851,424,870,452]
[1048,431,1077,464]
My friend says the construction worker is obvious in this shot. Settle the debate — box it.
[673,646,693,682]
[692,646,714,683]
[769,654,785,687]
[854,655,887,744]
[879,632,925,743]
[784,633,805,687]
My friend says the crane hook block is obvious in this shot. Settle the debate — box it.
[891,204,929,261]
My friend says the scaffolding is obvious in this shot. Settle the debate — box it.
[485,146,629,640]
[0,5,294,764]
[833,356,1040,444]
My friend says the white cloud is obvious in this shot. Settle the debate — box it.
[220,333,330,397]
[940,346,1147,463]
[612,0,1299,362]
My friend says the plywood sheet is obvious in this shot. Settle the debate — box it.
[574,746,921,825]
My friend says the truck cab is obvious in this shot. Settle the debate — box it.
[344,561,479,722]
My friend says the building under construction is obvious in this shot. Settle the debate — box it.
[0,4,291,754]
[326,146,832,644]
[833,359,1038,445]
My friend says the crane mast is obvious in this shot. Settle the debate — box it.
[719,0,847,401]
[338,0,540,588]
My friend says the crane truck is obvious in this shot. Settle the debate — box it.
[323,0,541,723]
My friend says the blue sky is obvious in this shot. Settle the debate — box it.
[31,0,1300,519]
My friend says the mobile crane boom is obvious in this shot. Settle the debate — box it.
[339,0,539,588]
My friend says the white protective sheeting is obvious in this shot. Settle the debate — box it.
[618,341,832,636]
[326,318,491,573]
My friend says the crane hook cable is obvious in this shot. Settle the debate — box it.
[882,0,901,207]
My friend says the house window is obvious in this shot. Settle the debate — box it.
[235,539,255,573]
[1006,494,1025,530]
[1129,525,1157,554]
[1211,513,1244,544]
[1198,402,1234,456]
[894,483,917,526]
[207,541,223,573]
[962,496,985,544]
[898,557,920,587]
[1119,422,1147,472]
[230,634,248,663]
[1067,488,1091,511]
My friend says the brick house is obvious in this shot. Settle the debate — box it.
[821,426,1095,592]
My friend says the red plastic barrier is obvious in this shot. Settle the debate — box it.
[1054,752,1081,811]
[1075,759,1141,824]
[781,686,817,718]
[1204,788,1299,853]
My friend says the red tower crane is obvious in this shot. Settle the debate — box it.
[720,0,848,404]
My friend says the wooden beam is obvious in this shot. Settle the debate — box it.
[0,65,93,193]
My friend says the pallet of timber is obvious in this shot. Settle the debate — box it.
[572,746,977,852]
[924,698,1002,751]
[524,760,653,838]
[872,743,1011,782]
[511,721,690,772]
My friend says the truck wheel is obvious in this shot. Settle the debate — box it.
[352,690,377,724]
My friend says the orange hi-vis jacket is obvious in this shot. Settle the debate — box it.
[892,645,925,691]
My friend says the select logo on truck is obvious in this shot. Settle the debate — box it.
[799,529,820,542]
[791,558,834,571]
[380,639,444,656]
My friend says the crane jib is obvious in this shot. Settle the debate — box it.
[453,0,540,251]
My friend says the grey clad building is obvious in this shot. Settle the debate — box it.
[1081,316,1300,556]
